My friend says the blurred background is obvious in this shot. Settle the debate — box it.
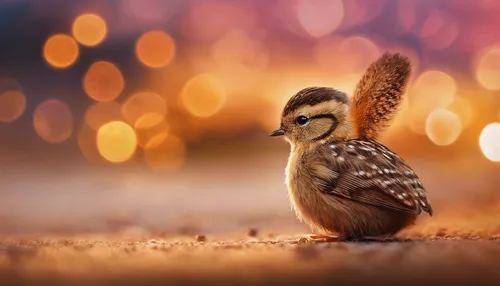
[0,0,499,238]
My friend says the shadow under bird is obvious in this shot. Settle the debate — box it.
[270,52,433,241]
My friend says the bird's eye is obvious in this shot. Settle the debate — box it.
[296,115,309,126]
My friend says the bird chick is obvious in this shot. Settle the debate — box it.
[270,52,432,241]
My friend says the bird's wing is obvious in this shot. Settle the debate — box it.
[310,139,433,215]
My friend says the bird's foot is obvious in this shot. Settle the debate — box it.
[304,234,345,243]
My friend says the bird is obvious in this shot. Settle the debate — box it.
[270,52,433,241]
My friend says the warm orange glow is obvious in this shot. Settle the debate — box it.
[144,134,185,172]
[121,91,167,126]
[96,121,137,163]
[408,70,457,134]
[135,30,175,68]
[447,96,474,128]
[43,34,79,68]
[425,109,462,146]
[296,0,344,38]
[83,61,125,102]
[475,45,500,90]
[33,99,73,143]
[479,123,500,162]
[134,113,169,149]
[72,13,107,47]
[181,73,226,118]
[84,101,123,130]
[0,90,26,123]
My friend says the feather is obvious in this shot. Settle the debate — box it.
[351,52,412,140]
[311,139,433,216]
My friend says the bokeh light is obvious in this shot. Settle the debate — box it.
[33,99,73,143]
[144,134,185,172]
[296,0,344,38]
[408,70,457,134]
[183,1,255,42]
[0,90,26,123]
[84,101,123,130]
[72,13,107,47]
[181,73,226,118]
[134,113,169,149]
[475,45,500,90]
[135,30,175,68]
[479,123,500,162]
[420,10,458,50]
[211,29,269,72]
[43,34,79,68]
[397,0,416,32]
[315,36,381,75]
[96,121,137,163]
[425,109,462,146]
[83,61,125,102]
[121,91,167,126]
[447,96,474,128]
[77,123,103,163]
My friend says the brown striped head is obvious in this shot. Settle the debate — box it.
[270,87,355,146]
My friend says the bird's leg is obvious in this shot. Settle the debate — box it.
[306,234,345,243]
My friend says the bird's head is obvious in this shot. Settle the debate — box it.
[270,87,355,147]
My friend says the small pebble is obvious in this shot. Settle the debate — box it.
[248,228,259,237]
[195,235,207,242]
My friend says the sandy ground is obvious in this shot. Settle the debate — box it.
[1,234,500,286]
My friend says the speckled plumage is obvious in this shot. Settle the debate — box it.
[271,52,432,240]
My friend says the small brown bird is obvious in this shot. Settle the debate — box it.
[270,52,432,241]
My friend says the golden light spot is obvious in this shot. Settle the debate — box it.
[296,0,344,38]
[475,45,500,90]
[33,99,73,143]
[72,13,107,47]
[408,70,457,134]
[480,123,500,162]
[43,34,79,68]
[425,109,462,146]
[145,132,168,150]
[84,101,123,130]
[144,134,185,172]
[135,30,175,68]
[83,61,125,102]
[121,91,167,126]
[97,121,137,163]
[0,90,26,123]
[134,113,169,149]
[181,73,226,118]
[447,96,473,128]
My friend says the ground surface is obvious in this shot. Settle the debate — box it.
[1,141,499,285]
[1,234,500,286]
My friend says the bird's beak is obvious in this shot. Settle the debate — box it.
[270,128,285,137]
